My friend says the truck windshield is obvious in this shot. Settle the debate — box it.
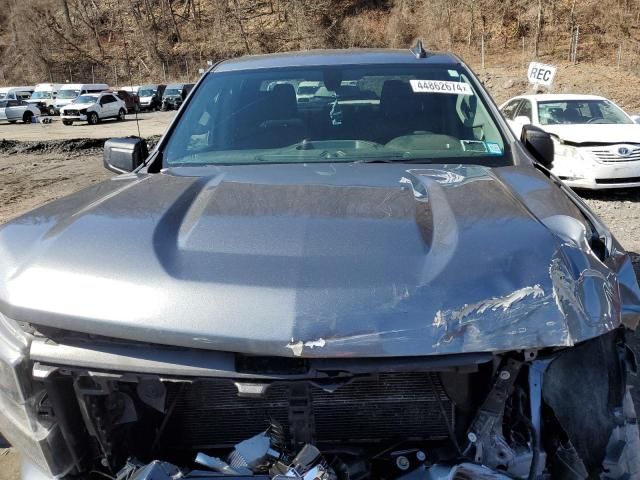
[164,64,508,167]
[538,99,633,125]
[31,91,52,99]
[58,90,80,99]
[75,95,97,104]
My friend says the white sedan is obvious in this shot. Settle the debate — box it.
[0,99,40,124]
[500,94,640,189]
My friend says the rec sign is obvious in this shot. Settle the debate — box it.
[527,62,556,87]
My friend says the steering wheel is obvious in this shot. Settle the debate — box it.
[586,117,603,124]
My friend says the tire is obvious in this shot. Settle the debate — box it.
[22,111,33,124]
[62,120,73,126]
[87,112,99,125]
[117,109,126,121]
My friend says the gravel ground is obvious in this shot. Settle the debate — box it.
[582,188,640,257]
[0,151,110,224]
[0,111,175,142]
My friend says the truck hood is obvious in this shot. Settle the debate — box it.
[542,123,640,144]
[0,163,631,357]
[60,102,96,112]
[55,98,76,107]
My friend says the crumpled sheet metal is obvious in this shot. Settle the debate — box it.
[287,167,638,358]
[287,242,626,357]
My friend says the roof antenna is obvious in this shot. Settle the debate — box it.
[410,39,428,59]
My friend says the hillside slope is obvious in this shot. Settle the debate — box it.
[2,0,640,107]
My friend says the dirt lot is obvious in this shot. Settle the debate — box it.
[478,61,640,112]
[2,90,640,479]
[0,111,175,142]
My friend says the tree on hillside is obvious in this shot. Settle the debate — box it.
[1,0,640,84]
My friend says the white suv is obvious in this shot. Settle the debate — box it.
[60,92,127,125]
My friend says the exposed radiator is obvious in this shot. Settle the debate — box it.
[163,373,454,450]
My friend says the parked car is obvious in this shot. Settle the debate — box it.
[161,82,194,110]
[115,89,140,113]
[54,83,109,114]
[120,85,140,94]
[60,91,126,125]
[500,93,640,189]
[25,83,62,116]
[0,86,34,101]
[0,98,40,123]
[1,46,640,480]
[137,84,165,111]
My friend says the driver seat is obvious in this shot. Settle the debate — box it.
[378,80,422,142]
[240,83,305,149]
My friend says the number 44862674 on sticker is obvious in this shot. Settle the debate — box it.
[410,79,473,95]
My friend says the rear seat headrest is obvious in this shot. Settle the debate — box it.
[271,83,298,119]
[380,80,416,117]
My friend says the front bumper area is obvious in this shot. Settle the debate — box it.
[60,114,87,122]
[561,177,640,189]
[0,315,75,478]
[0,325,635,479]
[26,103,49,114]
[555,144,640,189]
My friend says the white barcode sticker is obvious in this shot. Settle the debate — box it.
[410,80,473,95]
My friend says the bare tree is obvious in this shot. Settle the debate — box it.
[232,0,251,53]
[3,0,640,85]
[534,0,544,57]
[59,0,73,29]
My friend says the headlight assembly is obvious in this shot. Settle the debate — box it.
[0,313,31,403]
[0,314,74,476]
[552,138,584,160]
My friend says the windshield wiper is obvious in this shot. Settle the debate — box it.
[353,158,399,164]
[354,157,441,164]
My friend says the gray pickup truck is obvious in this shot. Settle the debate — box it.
[1,44,639,480]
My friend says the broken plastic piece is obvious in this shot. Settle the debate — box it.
[289,444,323,473]
[228,430,281,472]
[397,462,512,479]
[271,444,335,480]
[116,459,181,480]
[195,452,249,475]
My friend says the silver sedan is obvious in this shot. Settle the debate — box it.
[0,99,40,123]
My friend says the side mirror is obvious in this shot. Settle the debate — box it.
[521,124,554,169]
[630,115,640,124]
[103,137,149,174]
